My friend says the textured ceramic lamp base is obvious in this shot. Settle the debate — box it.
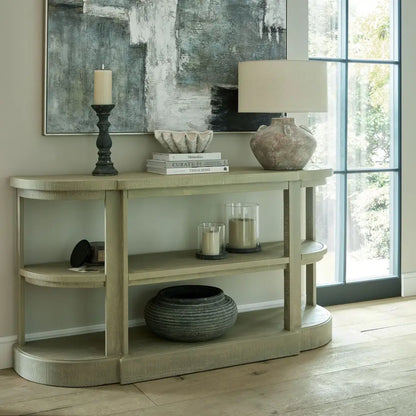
[250,118,317,171]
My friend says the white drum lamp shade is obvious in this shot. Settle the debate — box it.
[238,60,328,171]
[238,60,328,113]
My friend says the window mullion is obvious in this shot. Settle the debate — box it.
[337,0,348,285]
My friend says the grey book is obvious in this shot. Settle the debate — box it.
[152,152,222,161]
[147,159,229,168]
[147,166,230,175]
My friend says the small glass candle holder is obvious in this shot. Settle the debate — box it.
[226,203,261,253]
[196,222,227,260]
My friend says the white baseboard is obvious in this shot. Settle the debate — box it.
[402,272,416,297]
[237,299,284,312]
[25,317,145,342]
[0,299,285,370]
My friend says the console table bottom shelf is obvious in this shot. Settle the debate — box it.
[14,305,332,387]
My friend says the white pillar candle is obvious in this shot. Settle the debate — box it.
[228,218,256,249]
[202,228,221,256]
[94,68,112,104]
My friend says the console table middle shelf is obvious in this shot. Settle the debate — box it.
[21,240,326,288]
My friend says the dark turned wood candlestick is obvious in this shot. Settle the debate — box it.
[91,104,118,176]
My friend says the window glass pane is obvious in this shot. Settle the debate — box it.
[316,174,342,285]
[346,172,393,282]
[308,62,341,170]
[347,63,394,169]
[309,0,341,58]
[349,0,394,60]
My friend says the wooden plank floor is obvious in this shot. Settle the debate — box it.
[1,297,416,415]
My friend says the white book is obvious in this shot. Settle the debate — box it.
[152,152,221,161]
[147,159,228,168]
[147,165,229,175]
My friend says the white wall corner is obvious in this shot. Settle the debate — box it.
[287,0,308,60]
[401,273,416,297]
[286,0,308,126]
[0,336,17,370]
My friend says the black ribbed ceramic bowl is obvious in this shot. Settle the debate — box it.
[144,285,238,342]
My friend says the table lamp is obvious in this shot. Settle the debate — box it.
[238,60,327,170]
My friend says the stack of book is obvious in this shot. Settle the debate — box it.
[147,152,229,175]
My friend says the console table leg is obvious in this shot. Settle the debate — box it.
[17,194,25,345]
[104,191,128,356]
[306,187,317,306]
[284,181,302,332]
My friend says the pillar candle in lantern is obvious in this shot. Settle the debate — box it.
[228,217,256,249]
[94,66,112,104]
[201,228,221,256]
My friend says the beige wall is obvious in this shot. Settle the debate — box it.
[0,0,308,344]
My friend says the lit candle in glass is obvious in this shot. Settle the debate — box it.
[202,227,221,256]
[196,223,226,259]
[94,65,112,104]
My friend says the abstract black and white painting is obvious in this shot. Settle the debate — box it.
[44,0,286,134]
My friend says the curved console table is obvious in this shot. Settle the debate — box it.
[10,167,332,386]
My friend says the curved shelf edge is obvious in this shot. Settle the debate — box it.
[10,175,118,193]
[301,241,327,265]
[13,345,119,387]
[301,305,332,351]
[21,263,105,288]
[17,189,106,201]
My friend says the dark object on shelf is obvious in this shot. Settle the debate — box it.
[70,240,105,267]
[144,285,238,342]
[226,243,262,254]
[91,104,118,176]
[195,251,228,260]
[89,241,105,264]
[70,239,91,267]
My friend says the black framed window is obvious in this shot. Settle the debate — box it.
[308,0,401,304]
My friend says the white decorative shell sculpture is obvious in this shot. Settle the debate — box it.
[154,130,214,153]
